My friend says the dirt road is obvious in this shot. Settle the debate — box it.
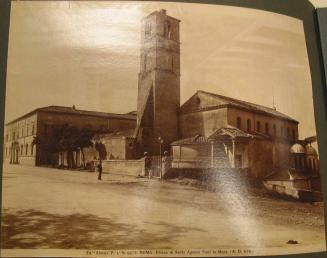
[1,164,326,255]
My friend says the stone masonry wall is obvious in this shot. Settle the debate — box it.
[102,159,145,177]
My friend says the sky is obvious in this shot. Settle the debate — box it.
[5,1,321,140]
[310,0,327,7]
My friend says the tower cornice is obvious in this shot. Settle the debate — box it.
[141,10,181,22]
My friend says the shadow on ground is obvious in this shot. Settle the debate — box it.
[1,209,204,249]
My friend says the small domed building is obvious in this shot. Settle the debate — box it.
[263,141,322,201]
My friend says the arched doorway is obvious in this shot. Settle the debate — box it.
[10,142,20,164]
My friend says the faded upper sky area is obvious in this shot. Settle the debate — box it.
[311,0,327,7]
[5,1,319,139]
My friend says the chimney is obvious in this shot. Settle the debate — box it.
[160,9,166,15]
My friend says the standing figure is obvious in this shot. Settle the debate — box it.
[144,152,152,179]
[97,160,103,181]
[162,151,171,177]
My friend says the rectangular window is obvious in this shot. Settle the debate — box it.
[31,145,34,155]
[237,117,242,129]
[247,119,251,132]
[32,124,35,135]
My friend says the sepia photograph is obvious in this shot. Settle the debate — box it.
[1,0,326,257]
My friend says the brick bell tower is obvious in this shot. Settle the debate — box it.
[136,9,180,155]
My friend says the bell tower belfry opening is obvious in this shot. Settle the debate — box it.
[136,9,180,154]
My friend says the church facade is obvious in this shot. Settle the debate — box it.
[127,9,300,179]
[94,9,321,199]
[171,90,299,178]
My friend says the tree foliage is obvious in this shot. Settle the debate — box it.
[33,124,96,168]
[95,142,107,161]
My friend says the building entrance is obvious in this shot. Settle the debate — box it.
[10,142,20,164]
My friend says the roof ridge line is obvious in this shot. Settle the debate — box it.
[198,90,277,111]
[197,90,297,123]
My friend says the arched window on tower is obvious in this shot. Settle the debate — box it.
[247,119,251,132]
[292,129,296,140]
[164,20,172,39]
[236,117,242,130]
[145,22,151,38]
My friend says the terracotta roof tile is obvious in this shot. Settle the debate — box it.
[170,134,209,145]
[6,105,136,125]
[171,126,267,146]
[39,106,136,120]
[197,90,298,123]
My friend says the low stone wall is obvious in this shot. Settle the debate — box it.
[263,181,323,202]
[101,159,145,177]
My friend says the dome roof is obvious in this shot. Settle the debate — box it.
[290,143,305,154]
[305,145,318,156]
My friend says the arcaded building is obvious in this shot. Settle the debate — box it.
[3,106,136,166]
